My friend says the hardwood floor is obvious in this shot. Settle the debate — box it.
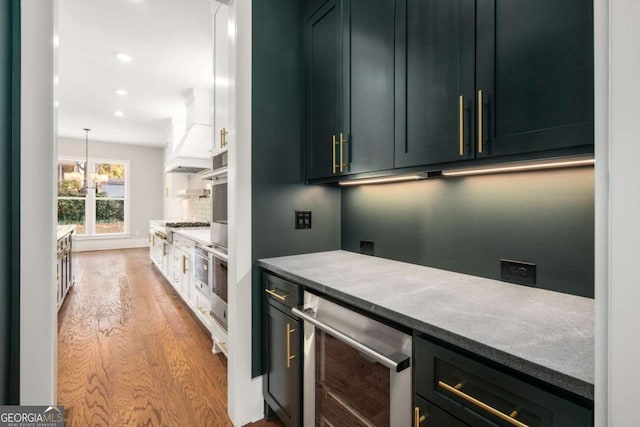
[58,248,281,427]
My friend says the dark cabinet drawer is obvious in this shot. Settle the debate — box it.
[262,271,303,427]
[415,395,469,427]
[263,272,302,310]
[415,336,593,427]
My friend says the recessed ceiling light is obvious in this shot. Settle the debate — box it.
[53,34,59,48]
[53,76,59,85]
[114,110,125,117]
[115,89,128,96]
[115,52,132,62]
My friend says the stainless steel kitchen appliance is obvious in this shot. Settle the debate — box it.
[292,292,412,427]
[193,245,212,296]
[208,245,228,330]
[165,221,210,243]
[202,151,228,247]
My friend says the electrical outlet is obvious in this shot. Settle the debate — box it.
[295,210,312,229]
[360,241,375,256]
[501,259,536,286]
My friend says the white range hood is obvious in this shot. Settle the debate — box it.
[165,87,213,174]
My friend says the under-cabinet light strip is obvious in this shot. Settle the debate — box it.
[441,159,595,177]
[338,174,423,186]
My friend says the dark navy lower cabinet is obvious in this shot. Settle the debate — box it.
[414,395,469,427]
[262,272,303,427]
[414,336,593,427]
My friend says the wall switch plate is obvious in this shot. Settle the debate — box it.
[360,241,375,256]
[295,210,312,229]
[501,259,536,286]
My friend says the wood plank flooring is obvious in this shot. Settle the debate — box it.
[58,248,281,427]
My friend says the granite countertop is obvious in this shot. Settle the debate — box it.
[56,225,75,240]
[257,250,594,400]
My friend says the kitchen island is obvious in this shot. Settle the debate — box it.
[258,250,593,424]
[57,225,75,310]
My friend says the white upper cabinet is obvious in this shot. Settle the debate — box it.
[212,2,230,156]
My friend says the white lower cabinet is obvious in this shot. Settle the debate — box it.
[170,246,191,296]
[149,227,217,336]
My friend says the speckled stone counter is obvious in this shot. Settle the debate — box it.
[257,250,594,400]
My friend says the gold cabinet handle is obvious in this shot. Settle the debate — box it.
[163,243,167,256]
[339,132,345,173]
[477,90,484,153]
[220,128,228,148]
[265,288,288,301]
[182,255,187,274]
[332,134,337,174]
[459,95,465,156]
[286,322,296,368]
[414,407,427,427]
[438,381,528,427]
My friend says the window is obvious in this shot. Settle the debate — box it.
[57,158,129,236]
[57,159,87,235]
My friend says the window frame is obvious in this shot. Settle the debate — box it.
[57,156,131,238]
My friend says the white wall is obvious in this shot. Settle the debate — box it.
[594,0,609,424]
[21,0,56,405]
[58,137,164,251]
[226,0,263,425]
[598,0,640,425]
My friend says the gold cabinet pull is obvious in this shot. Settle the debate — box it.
[220,128,228,148]
[414,407,427,427]
[286,322,296,368]
[438,381,528,427]
[477,90,484,153]
[459,95,465,156]
[339,133,344,173]
[182,255,187,274]
[163,243,167,256]
[339,132,347,173]
[332,134,337,173]
[265,288,288,301]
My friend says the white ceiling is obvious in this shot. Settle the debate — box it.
[57,0,213,147]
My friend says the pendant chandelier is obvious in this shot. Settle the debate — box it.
[62,128,108,191]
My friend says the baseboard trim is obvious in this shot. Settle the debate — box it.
[73,238,148,252]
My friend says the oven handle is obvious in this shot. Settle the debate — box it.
[292,307,410,372]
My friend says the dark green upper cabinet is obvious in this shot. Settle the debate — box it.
[395,0,476,168]
[395,0,593,169]
[476,0,594,158]
[306,1,342,180]
[345,0,395,174]
[306,0,395,180]
[305,0,329,18]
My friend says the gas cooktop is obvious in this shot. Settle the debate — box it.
[165,221,210,228]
